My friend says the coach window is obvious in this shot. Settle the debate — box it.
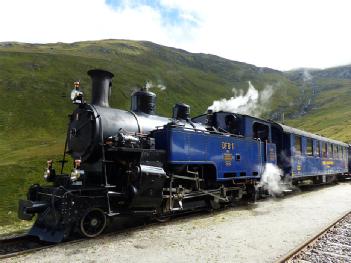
[322,143,327,158]
[295,135,302,155]
[341,147,344,159]
[306,138,313,156]
[336,146,339,159]
[316,141,321,157]
[342,147,345,160]
[331,144,334,158]
[333,144,337,159]
[341,146,344,159]
[327,143,332,158]
[340,146,344,160]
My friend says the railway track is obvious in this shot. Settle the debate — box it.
[279,210,351,262]
[0,208,214,260]
[0,235,56,259]
[0,184,346,261]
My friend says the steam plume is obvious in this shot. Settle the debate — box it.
[208,81,273,117]
[145,81,167,91]
[259,163,287,196]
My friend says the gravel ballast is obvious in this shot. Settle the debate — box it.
[6,182,351,263]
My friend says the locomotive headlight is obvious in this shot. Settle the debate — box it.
[70,168,84,182]
[71,89,83,104]
[43,168,50,181]
[43,160,55,182]
[70,159,84,182]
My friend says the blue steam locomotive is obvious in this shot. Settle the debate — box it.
[18,69,349,242]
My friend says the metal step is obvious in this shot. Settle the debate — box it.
[107,191,124,196]
[107,212,120,217]
[103,184,116,188]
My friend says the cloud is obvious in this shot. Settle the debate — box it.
[106,0,199,26]
[0,0,197,45]
[1,0,351,70]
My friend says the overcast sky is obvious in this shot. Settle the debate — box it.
[1,0,350,70]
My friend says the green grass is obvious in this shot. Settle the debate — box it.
[0,39,350,234]
[285,75,351,141]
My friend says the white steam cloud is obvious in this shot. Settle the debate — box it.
[208,81,274,117]
[259,163,287,197]
[145,81,167,91]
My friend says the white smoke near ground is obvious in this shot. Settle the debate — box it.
[259,163,287,197]
[208,81,274,117]
[145,81,167,91]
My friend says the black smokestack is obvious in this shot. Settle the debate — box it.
[88,69,114,107]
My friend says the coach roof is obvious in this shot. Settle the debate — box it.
[275,123,348,147]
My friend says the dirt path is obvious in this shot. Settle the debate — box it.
[6,182,351,263]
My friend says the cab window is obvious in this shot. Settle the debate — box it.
[224,114,241,135]
[213,113,242,135]
[253,122,269,142]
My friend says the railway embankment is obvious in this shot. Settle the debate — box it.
[5,182,351,263]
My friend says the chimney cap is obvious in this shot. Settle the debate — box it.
[87,69,114,78]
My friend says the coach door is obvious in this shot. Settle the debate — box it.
[253,122,270,162]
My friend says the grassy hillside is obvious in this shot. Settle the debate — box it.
[284,67,351,141]
[0,39,349,231]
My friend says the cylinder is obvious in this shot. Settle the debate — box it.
[88,69,114,107]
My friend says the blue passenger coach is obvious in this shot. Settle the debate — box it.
[271,123,348,182]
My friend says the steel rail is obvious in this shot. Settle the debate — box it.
[277,209,351,262]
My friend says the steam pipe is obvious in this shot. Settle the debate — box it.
[88,69,114,107]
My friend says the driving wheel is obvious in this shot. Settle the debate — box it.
[80,208,107,238]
